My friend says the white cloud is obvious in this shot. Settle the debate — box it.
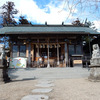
[0,0,100,32]
[15,0,75,24]
[0,0,77,24]
[93,20,100,32]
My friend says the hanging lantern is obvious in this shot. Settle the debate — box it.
[40,44,43,48]
[36,44,38,48]
[45,45,47,48]
[52,45,54,48]
[54,44,57,48]
[13,41,16,44]
[43,44,45,48]
[47,44,49,48]
[23,40,26,44]
[69,40,71,44]
[58,44,61,47]
[47,44,50,48]
[27,39,31,43]
[50,45,52,48]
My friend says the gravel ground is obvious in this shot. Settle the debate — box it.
[49,78,100,100]
[0,78,100,100]
[0,80,37,100]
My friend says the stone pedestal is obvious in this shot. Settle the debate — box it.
[3,68,11,83]
[88,66,100,81]
[88,44,100,81]
[90,58,100,66]
[3,59,11,83]
[0,59,11,84]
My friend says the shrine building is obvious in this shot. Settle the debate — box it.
[0,24,99,68]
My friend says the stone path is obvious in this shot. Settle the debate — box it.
[32,88,53,93]
[21,79,54,100]
[35,83,54,88]
[21,95,49,100]
[8,67,89,80]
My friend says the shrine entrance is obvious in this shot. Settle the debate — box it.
[32,42,63,68]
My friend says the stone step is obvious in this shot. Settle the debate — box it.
[32,88,53,93]
[21,95,49,100]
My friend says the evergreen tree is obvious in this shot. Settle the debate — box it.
[1,1,18,25]
[84,18,97,31]
[19,16,30,24]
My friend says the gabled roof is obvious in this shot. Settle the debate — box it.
[0,25,99,35]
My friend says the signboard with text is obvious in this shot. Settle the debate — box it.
[73,60,82,64]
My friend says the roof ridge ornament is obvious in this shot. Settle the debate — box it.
[45,22,47,25]
[62,22,64,25]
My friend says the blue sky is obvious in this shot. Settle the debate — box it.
[0,0,100,31]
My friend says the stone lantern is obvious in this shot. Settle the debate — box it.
[89,44,100,81]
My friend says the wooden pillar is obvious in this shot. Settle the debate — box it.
[31,44,34,61]
[10,43,13,57]
[37,44,39,57]
[28,44,31,67]
[61,44,64,55]
[26,44,29,67]
[47,39,50,68]
[26,44,28,57]
[36,39,40,61]
[36,45,39,57]
[18,45,19,57]
[57,43,60,66]
[65,43,68,67]
[88,34,92,56]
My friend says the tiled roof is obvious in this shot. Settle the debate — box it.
[0,25,99,35]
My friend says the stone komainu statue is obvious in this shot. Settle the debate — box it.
[0,44,4,65]
[92,44,100,58]
[89,44,100,81]
[90,44,100,66]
